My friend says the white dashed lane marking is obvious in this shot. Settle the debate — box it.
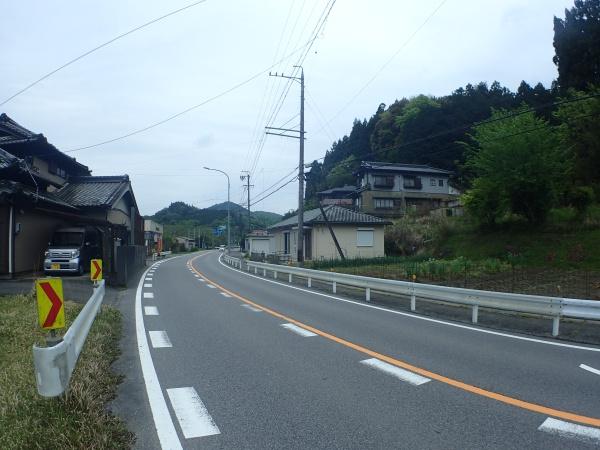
[538,417,600,444]
[144,283,153,288]
[241,304,261,312]
[281,323,317,337]
[166,387,220,439]
[149,331,172,348]
[360,358,431,386]
[220,292,231,298]
[143,292,154,299]
[144,306,159,316]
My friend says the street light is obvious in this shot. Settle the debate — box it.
[203,166,231,254]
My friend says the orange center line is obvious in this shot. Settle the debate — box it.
[189,255,600,428]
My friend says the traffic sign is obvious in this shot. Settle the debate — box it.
[35,278,65,330]
[91,259,103,281]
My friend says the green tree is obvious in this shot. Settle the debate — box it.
[555,87,600,188]
[463,109,570,226]
[553,0,600,90]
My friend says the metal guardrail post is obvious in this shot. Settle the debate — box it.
[32,280,106,397]
[237,260,600,334]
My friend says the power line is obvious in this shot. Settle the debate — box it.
[316,0,448,135]
[250,175,298,207]
[0,0,209,106]
[64,39,315,152]
[248,0,336,177]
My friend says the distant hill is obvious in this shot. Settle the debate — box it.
[150,201,281,233]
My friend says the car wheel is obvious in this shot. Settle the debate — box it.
[78,263,84,276]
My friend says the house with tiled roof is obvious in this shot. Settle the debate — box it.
[354,161,460,217]
[0,114,142,279]
[267,205,391,261]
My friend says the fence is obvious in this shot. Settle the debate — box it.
[308,258,599,301]
[222,255,600,337]
[112,245,146,287]
[32,280,105,397]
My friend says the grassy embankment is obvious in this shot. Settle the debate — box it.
[310,206,600,298]
[0,294,134,450]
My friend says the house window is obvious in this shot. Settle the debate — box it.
[374,198,394,209]
[403,176,422,189]
[48,161,66,178]
[438,179,444,186]
[283,232,290,254]
[430,178,436,186]
[357,229,374,247]
[373,175,394,188]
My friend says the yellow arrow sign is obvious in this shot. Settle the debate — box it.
[35,278,65,330]
[91,259,103,281]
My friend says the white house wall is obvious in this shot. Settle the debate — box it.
[312,224,384,260]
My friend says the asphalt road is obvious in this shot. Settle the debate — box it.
[117,251,600,449]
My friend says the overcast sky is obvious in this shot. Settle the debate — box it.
[1,0,574,215]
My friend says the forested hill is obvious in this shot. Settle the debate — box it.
[305,81,555,205]
[305,0,600,209]
[151,201,281,228]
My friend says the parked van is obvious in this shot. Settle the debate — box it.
[44,226,102,275]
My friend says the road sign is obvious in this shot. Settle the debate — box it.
[91,259,102,281]
[36,278,65,330]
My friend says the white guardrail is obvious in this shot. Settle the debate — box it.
[32,280,106,397]
[223,255,600,337]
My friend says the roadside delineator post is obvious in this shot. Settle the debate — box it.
[35,278,65,347]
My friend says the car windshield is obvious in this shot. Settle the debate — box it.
[51,232,83,247]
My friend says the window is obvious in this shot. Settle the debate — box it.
[374,198,394,209]
[48,161,66,178]
[430,178,436,186]
[357,229,374,247]
[373,175,394,188]
[283,232,290,254]
[403,176,422,189]
[438,179,444,186]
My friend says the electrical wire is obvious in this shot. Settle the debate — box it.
[316,0,448,135]
[0,0,209,106]
[64,39,315,152]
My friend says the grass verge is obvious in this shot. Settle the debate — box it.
[0,294,134,450]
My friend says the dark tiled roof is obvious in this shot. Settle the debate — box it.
[269,205,391,230]
[54,175,130,207]
[0,114,90,175]
[358,161,451,175]
[0,147,23,171]
[0,180,77,210]
[317,185,358,195]
[0,113,39,145]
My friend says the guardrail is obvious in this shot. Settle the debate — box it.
[32,280,106,397]
[222,255,600,337]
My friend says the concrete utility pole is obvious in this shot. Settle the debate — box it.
[266,66,306,265]
[204,166,231,254]
[240,171,253,234]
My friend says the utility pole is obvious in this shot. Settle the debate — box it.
[266,66,305,265]
[240,171,253,233]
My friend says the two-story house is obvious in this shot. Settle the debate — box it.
[0,114,142,279]
[354,161,459,217]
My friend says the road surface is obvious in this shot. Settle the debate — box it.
[117,251,600,449]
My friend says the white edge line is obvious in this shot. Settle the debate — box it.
[538,417,600,443]
[360,358,430,386]
[579,364,600,376]
[216,255,600,352]
[166,387,220,438]
[135,264,182,449]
